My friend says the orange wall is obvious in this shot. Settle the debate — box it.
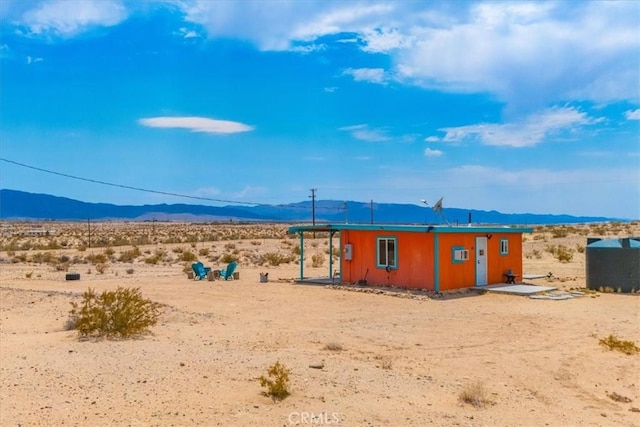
[341,230,436,290]
[340,230,524,291]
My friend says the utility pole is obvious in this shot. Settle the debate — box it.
[310,188,317,238]
[309,188,317,226]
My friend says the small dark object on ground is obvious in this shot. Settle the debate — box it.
[66,273,80,281]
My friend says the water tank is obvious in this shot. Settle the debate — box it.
[585,237,640,293]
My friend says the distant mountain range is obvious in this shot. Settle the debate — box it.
[0,189,623,225]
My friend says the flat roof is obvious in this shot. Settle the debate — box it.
[288,223,533,234]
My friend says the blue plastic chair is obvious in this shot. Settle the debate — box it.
[191,262,211,280]
[219,261,238,280]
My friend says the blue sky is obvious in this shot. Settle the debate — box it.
[1,0,638,218]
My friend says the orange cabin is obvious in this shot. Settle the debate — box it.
[288,224,532,292]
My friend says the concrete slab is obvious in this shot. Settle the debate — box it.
[485,284,557,295]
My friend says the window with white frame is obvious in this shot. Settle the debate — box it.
[377,237,397,269]
[500,238,509,255]
[452,246,469,263]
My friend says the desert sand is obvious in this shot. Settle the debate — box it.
[1,221,639,426]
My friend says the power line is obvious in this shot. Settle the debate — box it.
[0,157,260,205]
[0,157,346,210]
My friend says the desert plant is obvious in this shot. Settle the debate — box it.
[263,252,293,266]
[259,361,291,401]
[126,268,135,275]
[220,253,238,264]
[311,252,325,268]
[179,251,198,262]
[323,342,344,352]
[119,247,141,262]
[68,287,161,338]
[95,263,108,274]
[25,271,33,279]
[599,334,640,355]
[198,248,210,256]
[459,381,494,408]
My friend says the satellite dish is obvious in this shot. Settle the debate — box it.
[432,197,450,225]
[432,197,443,213]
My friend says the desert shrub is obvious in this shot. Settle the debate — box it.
[179,251,198,262]
[554,245,574,262]
[59,254,71,264]
[95,263,108,274]
[55,262,70,271]
[291,245,301,255]
[224,243,236,250]
[199,248,210,256]
[311,253,325,268]
[25,271,33,279]
[263,252,293,266]
[31,251,56,264]
[172,247,184,253]
[250,240,262,246]
[126,268,135,275]
[85,253,108,265]
[220,253,238,264]
[259,361,291,401]
[68,287,161,338]
[119,247,141,262]
[550,227,568,238]
[576,244,585,253]
[459,381,494,408]
[599,334,640,355]
[323,342,343,352]
[104,247,115,256]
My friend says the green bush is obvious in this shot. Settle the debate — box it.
[259,361,290,401]
[68,287,161,339]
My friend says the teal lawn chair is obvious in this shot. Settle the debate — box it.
[219,261,238,280]
[192,261,211,280]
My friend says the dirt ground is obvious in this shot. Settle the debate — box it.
[1,222,638,426]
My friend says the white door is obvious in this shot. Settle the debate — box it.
[475,237,488,286]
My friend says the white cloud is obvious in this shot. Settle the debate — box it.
[175,1,639,108]
[424,148,443,157]
[360,27,413,53]
[339,124,390,142]
[176,27,200,39]
[324,86,337,93]
[625,109,640,120]
[26,55,43,64]
[424,136,440,142]
[139,116,254,134]
[439,106,595,147]
[193,187,221,197]
[343,67,387,84]
[20,0,127,37]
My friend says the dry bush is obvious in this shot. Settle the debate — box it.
[262,252,293,266]
[198,248,210,256]
[323,342,344,352]
[311,252,325,268]
[220,253,238,264]
[95,263,108,274]
[259,361,291,401]
[459,381,494,408]
[599,335,640,355]
[68,287,161,339]
[119,247,141,262]
[126,268,135,275]
[179,250,198,262]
